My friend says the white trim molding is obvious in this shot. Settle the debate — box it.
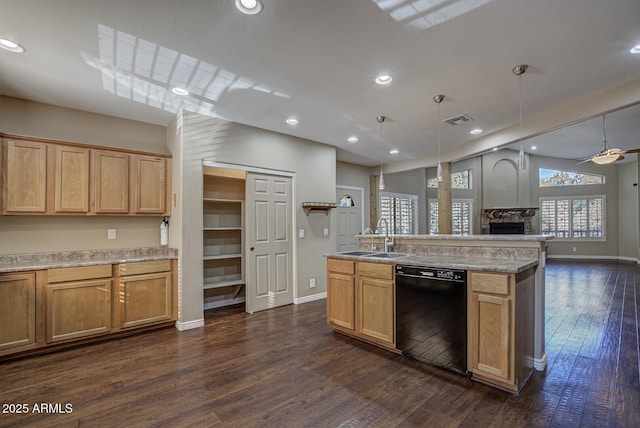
[534,353,547,371]
[294,292,327,304]
[175,319,205,331]
[547,255,638,263]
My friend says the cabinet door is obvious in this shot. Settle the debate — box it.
[357,276,394,345]
[131,155,167,214]
[54,145,89,213]
[92,150,129,213]
[46,279,112,343]
[119,272,172,328]
[327,271,355,330]
[468,292,513,383]
[0,273,36,352]
[4,140,47,213]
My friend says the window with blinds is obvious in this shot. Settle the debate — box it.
[540,196,605,239]
[428,199,473,235]
[379,192,418,235]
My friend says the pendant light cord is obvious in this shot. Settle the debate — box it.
[519,72,523,148]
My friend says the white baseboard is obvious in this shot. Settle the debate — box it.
[294,292,327,304]
[175,319,204,331]
[534,353,547,371]
[547,255,638,263]
[203,297,246,311]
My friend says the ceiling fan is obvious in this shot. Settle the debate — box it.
[581,114,640,164]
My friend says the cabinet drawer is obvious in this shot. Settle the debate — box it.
[119,260,172,276]
[48,265,112,283]
[327,258,355,275]
[358,261,393,280]
[470,271,511,295]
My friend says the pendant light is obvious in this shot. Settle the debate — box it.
[433,94,445,182]
[513,64,528,170]
[376,115,386,190]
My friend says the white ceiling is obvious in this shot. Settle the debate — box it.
[1,0,639,167]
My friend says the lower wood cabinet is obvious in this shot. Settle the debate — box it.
[467,269,535,392]
[46,265,112,343]
[0,272,37,354]
[118,260,173,329]
[326,258,395,349]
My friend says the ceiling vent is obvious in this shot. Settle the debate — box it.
[442,114,473,126]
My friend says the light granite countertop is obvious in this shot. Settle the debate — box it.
[326,252,538,273]
[0,247,178,273]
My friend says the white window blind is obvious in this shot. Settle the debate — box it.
[379,192,417,235]
[540,196,605,239]
[429,199,473,235]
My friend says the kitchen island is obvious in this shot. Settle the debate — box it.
[326,234,551,393]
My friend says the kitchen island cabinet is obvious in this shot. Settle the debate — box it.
[326,258,395,350]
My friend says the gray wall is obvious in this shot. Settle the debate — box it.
[617,161,639,259]
[169,111,336,325]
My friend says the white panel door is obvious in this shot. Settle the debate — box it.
[336,188,362,252]
[246,173,293,313]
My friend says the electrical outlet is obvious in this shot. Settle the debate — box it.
[572,247,577,252]
[310,278,316,288]
[323,227,329,237]
[108,229,117,240]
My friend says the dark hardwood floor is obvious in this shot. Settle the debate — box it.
[1,259,639,427]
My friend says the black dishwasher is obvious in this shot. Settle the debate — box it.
[395,265,468,376]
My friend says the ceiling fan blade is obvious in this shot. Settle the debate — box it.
[620,148,640,154]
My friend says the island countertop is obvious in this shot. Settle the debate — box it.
[0,247,178,273]
[355,233,553,242]
[326,252,537,273]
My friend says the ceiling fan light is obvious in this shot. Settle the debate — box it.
[592,154,623,165]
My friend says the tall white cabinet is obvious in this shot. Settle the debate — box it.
[203,166,246,309]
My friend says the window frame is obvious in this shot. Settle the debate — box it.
[378,191,418,235]
[539,195,606,241]
[428,198,474,235]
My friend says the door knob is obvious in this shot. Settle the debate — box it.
[250,247,255,251]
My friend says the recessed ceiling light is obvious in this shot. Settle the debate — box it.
[470,128,483,135]
[0,38,25,53]
[347,136,359,143]
[235,0,263,15]
[171,87,189,96]
[630,44,640,54]
[390,149,399,154]
[375,74,392,85]
[286,117,299,125]
[530,145,537,150]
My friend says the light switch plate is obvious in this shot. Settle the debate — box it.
[107,229,116,240]
[323,227,329,237]
[299,229,305,239]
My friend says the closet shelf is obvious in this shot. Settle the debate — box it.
[302,202,337,215]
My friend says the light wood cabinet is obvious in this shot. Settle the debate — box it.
[327,259,356,330]
[92,149,129,214]
[3,139,48,213]
[46,265,113,343]
[326,258,395,349]
[131,155,169,215]
[53,145,90,213]
[0,273,36,354]
[357,262,394,346]
[118,260,173,328]
[467,269,535,392]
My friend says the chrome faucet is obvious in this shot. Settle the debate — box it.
[363,227,375,251]
[376,217,393,253]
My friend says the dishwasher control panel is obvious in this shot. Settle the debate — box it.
[395,265,467,283]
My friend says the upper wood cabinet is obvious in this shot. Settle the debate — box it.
[3,139,48,213]
[54,145,90,213]
[1,135,171,216]
[130,155,169,215]
[92,150,130,214]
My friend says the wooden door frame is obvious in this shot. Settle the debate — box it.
[202,160,297,307]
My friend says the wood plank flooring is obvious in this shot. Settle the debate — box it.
[1,259,639,427]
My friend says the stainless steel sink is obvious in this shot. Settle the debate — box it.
[337,251,375,256]
[363,252,408,259]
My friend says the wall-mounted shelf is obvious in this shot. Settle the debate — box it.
[302,202,337,215]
